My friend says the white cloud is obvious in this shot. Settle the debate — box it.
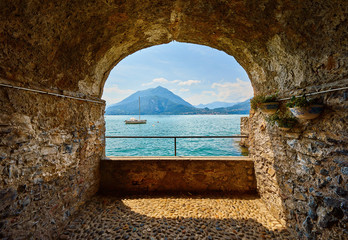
[142,77,169,86]
[185,92,218,105]
[202,90,217,96]
[103,85,134,95]
[102,85,135,105]
[141,78,201,87]
[178,80,201,86]
[179,88,189,92]
[141,82,154,86]
[185,79,253,105]
[153,77,169,84]
[211,78,253,102]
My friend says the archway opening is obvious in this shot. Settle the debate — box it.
[102,41,254,157]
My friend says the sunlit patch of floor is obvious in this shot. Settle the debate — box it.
[60,194,294,240]
[122,196,285,231]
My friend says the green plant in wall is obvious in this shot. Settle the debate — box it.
[286,95,314,108]
[250,94,279,114]
[266,111,298,131]
[286,95,324,120]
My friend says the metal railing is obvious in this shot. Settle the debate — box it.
[105,135,248,156]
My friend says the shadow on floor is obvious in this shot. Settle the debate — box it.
[60,194,293,240]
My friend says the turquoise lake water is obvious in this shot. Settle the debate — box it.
[105,115,248,156]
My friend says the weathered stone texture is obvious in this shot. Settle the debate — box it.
[100,157,257,194]
[249,91,348,239]
[239,116,250,148]
[0,87,105,238]
[0,0,347,239]
[1,1,347,97]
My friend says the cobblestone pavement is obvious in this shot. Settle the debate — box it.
[60,194,294,239]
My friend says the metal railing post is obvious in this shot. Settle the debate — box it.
[174,137,177,156]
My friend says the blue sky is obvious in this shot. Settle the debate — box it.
[102,42,253,106]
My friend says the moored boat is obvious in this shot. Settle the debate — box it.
[125,117,147,124]
[125,97,147,124]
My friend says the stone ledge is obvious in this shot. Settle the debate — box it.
[100,156,256,195]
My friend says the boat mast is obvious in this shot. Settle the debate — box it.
[139,96,140,120]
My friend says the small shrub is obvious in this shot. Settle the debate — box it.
[286,95,316,108]
[266,111,297,128]
[250,94,278,110]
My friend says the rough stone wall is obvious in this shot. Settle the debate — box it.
[100,157,256,194]
[249,90,348,239]
[239,116,250,148]
[0,87,105,239]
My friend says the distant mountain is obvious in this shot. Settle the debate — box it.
[195,101,236,109]
[105,86,197,115]
[105,86,251,115]
[228,99,251,111]
[211,99,250,114]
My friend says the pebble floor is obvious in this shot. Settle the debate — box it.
[60,194,294,240]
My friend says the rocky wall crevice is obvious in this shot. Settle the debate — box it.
[0,87,105,239]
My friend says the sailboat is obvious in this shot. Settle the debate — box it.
[125,97,147,124]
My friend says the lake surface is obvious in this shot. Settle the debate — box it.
[105,115,248,156]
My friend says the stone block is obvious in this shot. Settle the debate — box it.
[284,132,301,139]
[284,182,294,194]
[0,188,17,212]
[318,206,344,229]
[341,167,348,176]
[320,169,329,176]
[335,187,347,197]
[41,146,57,155]
[294,192,307,201]
[267,167,276,177]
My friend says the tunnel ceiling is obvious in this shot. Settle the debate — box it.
[0,0,347,97]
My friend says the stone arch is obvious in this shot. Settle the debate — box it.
[74,0,273,98]
[1,0,308,97]
[0,0,347,239]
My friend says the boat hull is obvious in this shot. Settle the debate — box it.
[125,120,147,124]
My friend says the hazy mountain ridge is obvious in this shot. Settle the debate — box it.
[195,101,237,109]
[209,99,250,114]
[105,86,250,115]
